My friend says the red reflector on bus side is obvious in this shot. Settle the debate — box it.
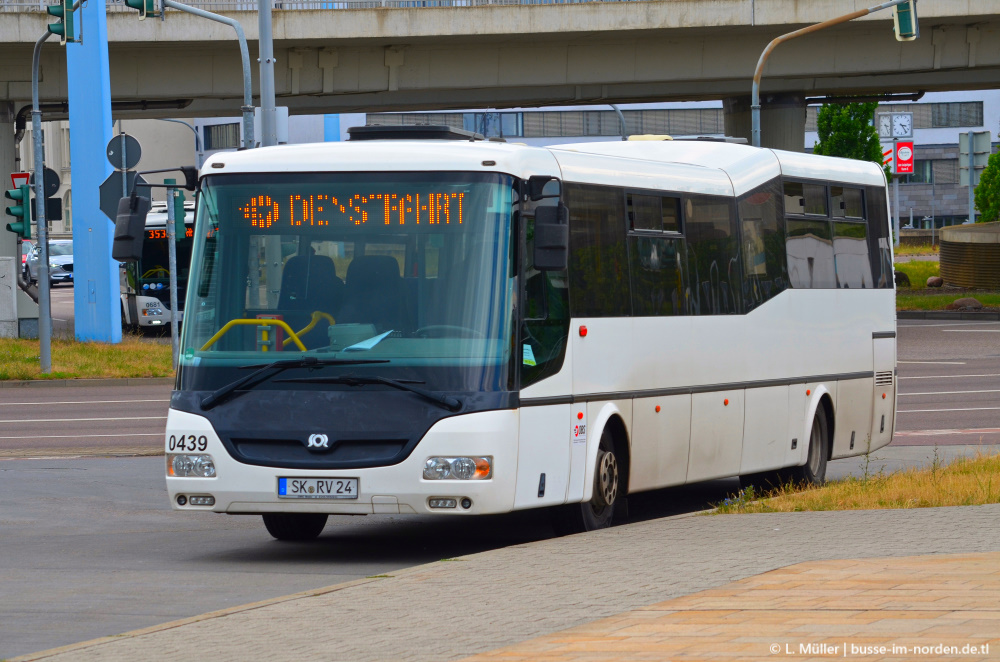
[882,393,886,399]
[655,405,661,413]
[577,412,584,420]
[579,326,587,337]
[806,389,811,396]
[724,399,729,406]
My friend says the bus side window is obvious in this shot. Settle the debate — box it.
[685,196,742,315]
[522,215,569,388]
[565,184,630,318]
[738,179,786,309]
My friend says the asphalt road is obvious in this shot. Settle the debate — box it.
[49,283,75,339]
[1,317,998,659]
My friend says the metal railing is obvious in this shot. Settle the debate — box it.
[1,0,643,12]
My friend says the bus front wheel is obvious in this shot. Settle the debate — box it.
[262,513,328,541]
[551,428,619,535]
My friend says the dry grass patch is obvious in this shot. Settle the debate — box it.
[0,337,174,380]
[714,452,1000,514]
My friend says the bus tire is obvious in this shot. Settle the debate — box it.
[262,513,328,541]
[785,405,829,486]
[551,427,619,535]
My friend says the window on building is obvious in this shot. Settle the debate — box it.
[931,102,984,128]
[901,160,933,184]
[203,123,241,150]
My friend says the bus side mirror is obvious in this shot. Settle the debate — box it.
[533,203,569,271]
[527,175,561,201]
[112,194,151,262]
[180,166,198,191]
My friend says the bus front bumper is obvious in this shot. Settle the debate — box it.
[164,408,519,516]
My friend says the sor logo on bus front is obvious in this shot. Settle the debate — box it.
[306,433,330,449]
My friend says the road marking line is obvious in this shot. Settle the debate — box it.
[0,399,169,407]
[942,330,1000,333]
[897,361,967,365]
[0,416,167,424]
[894,428,1000,437]
[899,374,1000,379]
[898,322,1000,328]
[898,407,1000,413]
[0,433,163,440]
[899,389,1000,396]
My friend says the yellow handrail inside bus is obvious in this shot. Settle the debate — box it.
[284,311,336,347]
[200,319,307,352]
[142,266,169,279]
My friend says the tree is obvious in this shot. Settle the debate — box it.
[974,150,1000,223]
[812,102,890,180]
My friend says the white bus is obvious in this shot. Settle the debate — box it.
[163,128,896,540]
[120,201,194,332]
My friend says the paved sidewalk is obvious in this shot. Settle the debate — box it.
[464,553,1000,661]
[14,504,1000,662]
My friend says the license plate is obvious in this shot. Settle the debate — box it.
[278,477,358,499]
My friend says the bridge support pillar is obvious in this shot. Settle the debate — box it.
[66,0,120,343]
[723,94,806,152]
[0,102,39,339]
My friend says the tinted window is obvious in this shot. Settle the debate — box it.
[831,186,864,219]
[786,219,836,289]
[833,222,873,289]
[522,214,570,387]
[628,193,662,231]
[565,184,630,317]
[784,181,827,216]
[685,196,741,314]
[629,235,685,316]
[738,180,786,310]
[865,185,894,288]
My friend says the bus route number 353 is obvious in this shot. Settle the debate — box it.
[168,435,208,452]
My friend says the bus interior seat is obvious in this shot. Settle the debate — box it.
[338,255,413,331]
[278,254,344,330]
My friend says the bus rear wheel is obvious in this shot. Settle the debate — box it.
[784,405,829,486]
[551,428,619,535]
[262,513,328,541]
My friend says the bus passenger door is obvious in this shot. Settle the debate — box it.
[869,338,896,452]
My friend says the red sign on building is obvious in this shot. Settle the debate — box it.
[894,141,914,175]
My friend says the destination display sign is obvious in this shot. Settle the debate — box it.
[146,227,194,240]
[238,191,467,230]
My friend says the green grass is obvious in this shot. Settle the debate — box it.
[896,292,1000,311]
[893,260,940,288]
[0,337,174,380]
[713,452,1000,514]
[895,243,939,256]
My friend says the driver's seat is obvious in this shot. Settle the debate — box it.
[337,255,411,331]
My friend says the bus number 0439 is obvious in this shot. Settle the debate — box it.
[168,435,208,452]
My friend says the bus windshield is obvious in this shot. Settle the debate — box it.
[178,171,517,394]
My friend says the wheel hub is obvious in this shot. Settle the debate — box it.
[593,449,619,508]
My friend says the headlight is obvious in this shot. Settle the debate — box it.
[49,262,58,268]
[423,456,492,480]
[167,454,217,477]
[142,308,162,316]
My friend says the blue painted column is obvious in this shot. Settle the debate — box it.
[323,114,341,142]
[66,0,119,342]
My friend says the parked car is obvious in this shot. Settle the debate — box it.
[25,240,74,286]
[19,240,35,279]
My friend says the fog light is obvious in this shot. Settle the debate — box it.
[423,456,492,480]
[428,498,457,509]
[461,498,472,509]
[168,454,217,478]
[176,495,187,506]
[189,495,215,506]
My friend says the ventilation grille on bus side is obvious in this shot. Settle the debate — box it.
[875,371,894,386]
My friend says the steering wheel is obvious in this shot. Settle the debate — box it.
[413,325,486,339]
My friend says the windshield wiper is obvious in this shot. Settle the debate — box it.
[200,357,390,411]
[276,374,462,412]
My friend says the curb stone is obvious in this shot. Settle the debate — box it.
[897,310,1000,320]
[0,377,175,389]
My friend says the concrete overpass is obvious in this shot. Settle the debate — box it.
[2,0,998,122]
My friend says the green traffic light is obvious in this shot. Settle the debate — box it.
[893,1,919,41]
[5,185,33,240]
[46,0,74,43]
[124,0,157,17]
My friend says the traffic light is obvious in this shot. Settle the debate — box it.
[46,0,75,44]
[892,1,919,41]
[5,184,32,240]
[124,0,159,19]
[172,189,186,238]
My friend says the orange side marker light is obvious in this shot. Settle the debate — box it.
[655,405,661,413]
